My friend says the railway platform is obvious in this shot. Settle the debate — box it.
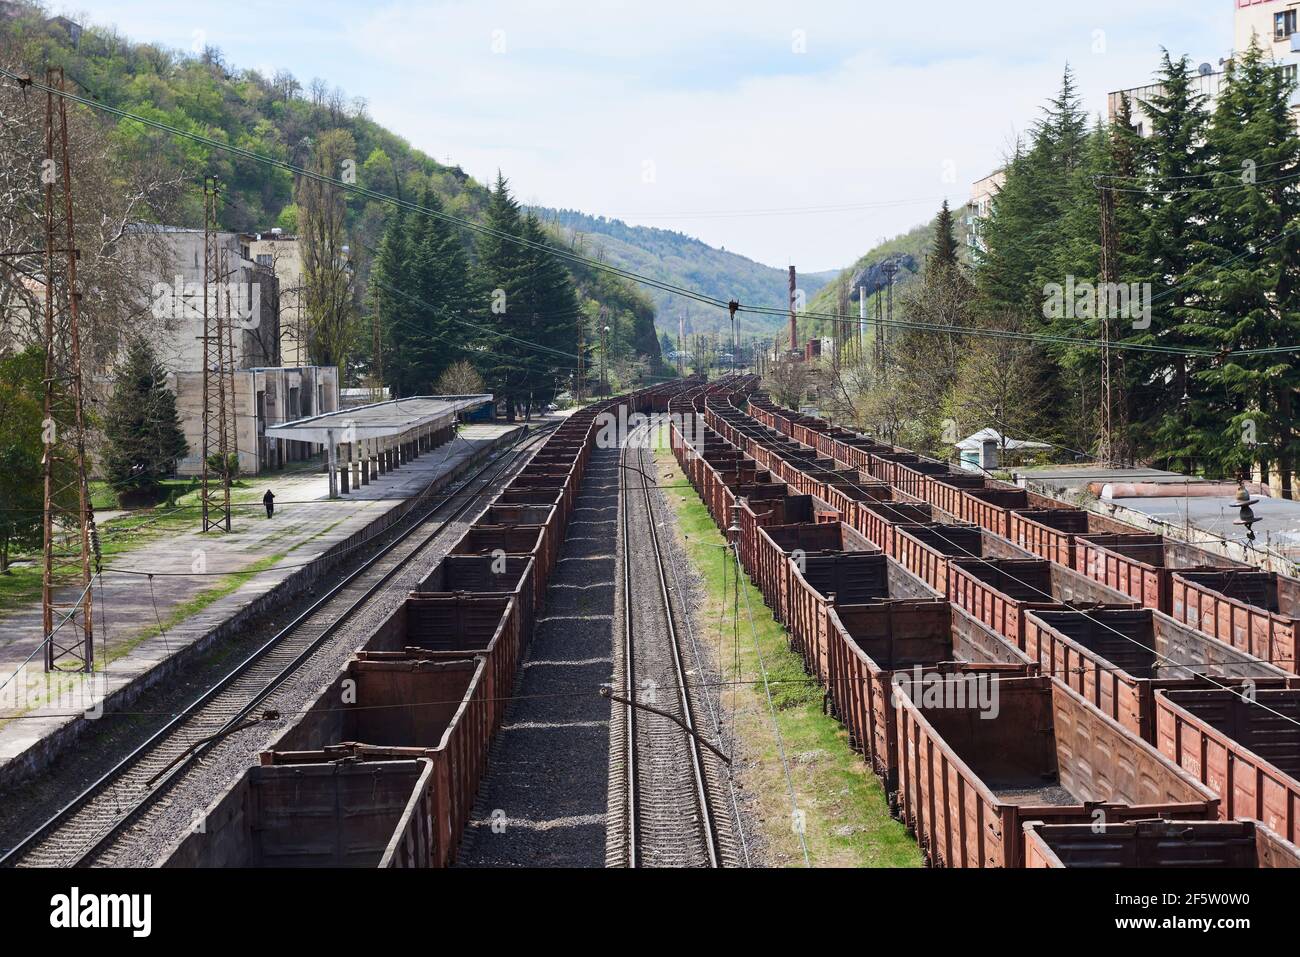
[0,421,526,788]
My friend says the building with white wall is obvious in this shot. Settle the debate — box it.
[1107,0,1300,134]
[965,168,1005,254]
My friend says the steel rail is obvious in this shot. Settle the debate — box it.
[1,422,558,868]
[622,423,721,867]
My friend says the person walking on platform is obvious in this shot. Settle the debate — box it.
[263,489,276,519]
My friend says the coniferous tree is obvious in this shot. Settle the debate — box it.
[1141,52,1212,469]
[475,174,530,417]
[1183,38,1300,492]
[103,337,189,497]
[407,187,474,394]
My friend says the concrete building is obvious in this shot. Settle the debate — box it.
[172,366,339,476]
[964,168,1005,254]
[122,226,339,476]
[127,225,281,373]
[244,231,309,367]
[1108,0,1300,134]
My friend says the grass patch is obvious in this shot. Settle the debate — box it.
[657,449,921,868]
[104,550,290,664]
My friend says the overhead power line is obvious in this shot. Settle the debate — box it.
[7,68,1300,361]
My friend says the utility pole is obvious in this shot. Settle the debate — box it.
[677,314,685,378]
[858,285,866,361]
[370,288,384,403]
[1098,183,1126,467]
[787,265,798,358]
[601,323,610,395]
[40,66,95,672]
[728,298,739,378]
[577,322,584,404]
[201,177,233,533]
[882,258,900,371]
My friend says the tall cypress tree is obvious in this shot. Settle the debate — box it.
[103,337,189,497]
[1141,52,1211,470]
[369,205,411,394]
[930,199,960,272]
[1184,38,1300,492]
[475,173,531,417]
[408,186,474,394]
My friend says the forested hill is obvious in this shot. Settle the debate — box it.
[0,1,840,367]
[540,208,837,338]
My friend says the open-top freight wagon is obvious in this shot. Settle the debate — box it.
[1009,507,1143,568]
[1170,568,1300,674]
[825,599,1036,808]
[1155,686,1300,844]
[895,676,1218,867]
[751,521,877,622]
[946,556,1138,648]
[785,552,943,681]
[163,752,439,868]
[1022,607,1293,742]
[1072,532,1246,615]
[1022,818,1300,868]
[892,523,1033,595]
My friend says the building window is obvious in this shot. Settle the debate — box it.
[256,253,272,267]
[1284,64,1299,87]
[1275,9,1297,41]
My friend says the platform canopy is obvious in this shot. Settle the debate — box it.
[265,394,491,445]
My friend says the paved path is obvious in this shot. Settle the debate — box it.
[0,422,521,768]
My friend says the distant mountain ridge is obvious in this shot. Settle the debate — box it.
[538,208,837,338]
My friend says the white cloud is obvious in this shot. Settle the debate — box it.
[80,0,1229,269]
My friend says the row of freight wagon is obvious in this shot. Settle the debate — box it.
[668,376,1300,868]
[743,393,1300,671]
[161,384,685,868]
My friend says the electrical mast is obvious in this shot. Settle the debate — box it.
[40,67,96,672]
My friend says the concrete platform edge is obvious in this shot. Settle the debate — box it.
[0,425,524,793]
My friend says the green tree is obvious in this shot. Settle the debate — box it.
[298,128,358,372]
[1182,38,1300,493]
[930,199,960,272]
[0,347,45,573]
[103,337,189,498]
[1130,52,1210,469]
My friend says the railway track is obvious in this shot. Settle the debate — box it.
[613,425,739,868]
[2,423,558,869]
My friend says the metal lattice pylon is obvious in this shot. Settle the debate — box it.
[41,67,95,672]
[200,178,234,532]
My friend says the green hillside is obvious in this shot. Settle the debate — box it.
[541,208,835,339]
[0,1,852,376]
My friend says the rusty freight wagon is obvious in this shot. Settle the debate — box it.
[415,554,537,652]
[826,601,1035,806]
[1073,533,1245,614]
[737,494,816,579]
[1022,818,1300,868]
[856,501,954,558]
[751,521,878,622]
[1008,507,1139,567]
[896,676,1218,867]
[925,474,988,519]
[947,557,1137,649]
[953,484,1053,539]
[276,656,490,866]
[162,755,438,868]
[451,523,551,611]
[785,553,942,680]
[1022,607,1292,742]
[367,594,522,733]
[893,524,1031,596]
[1155,687,1300,844]
[1170,569,1300,673]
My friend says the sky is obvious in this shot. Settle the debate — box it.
[72,1,1230,271]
